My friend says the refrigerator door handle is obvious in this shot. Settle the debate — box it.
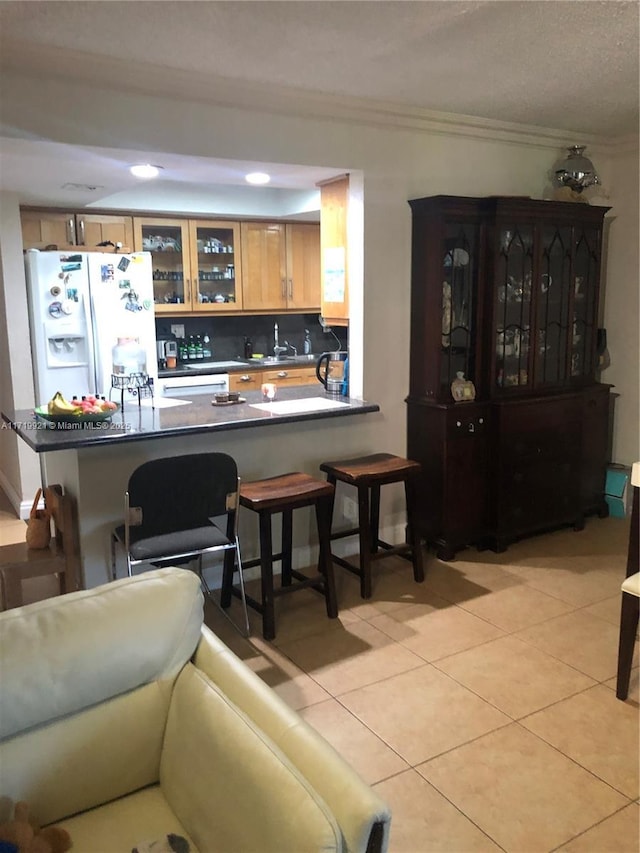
[87,291,100,394]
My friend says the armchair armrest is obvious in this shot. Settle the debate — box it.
[193,626,391,853]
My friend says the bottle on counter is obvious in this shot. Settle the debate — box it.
[243,336,253,359]
[179,339,188,363]
[203,334,212,359]
[195,335,204,359]
[303,329,312,355]
[187,336,197,360]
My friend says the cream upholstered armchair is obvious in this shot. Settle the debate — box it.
[0,568,391,852]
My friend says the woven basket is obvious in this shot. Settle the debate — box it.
[25,487,51,550]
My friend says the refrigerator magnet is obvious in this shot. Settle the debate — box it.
[101,264,115,282]
[117,257,130,272]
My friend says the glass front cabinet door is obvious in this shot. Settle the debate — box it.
[133,217,242,312]
[190,220,242,311]
[133,218,190,312]
[489,199,608,397]
[408,197,483,402]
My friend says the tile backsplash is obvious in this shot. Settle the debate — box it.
[155,314,347,362]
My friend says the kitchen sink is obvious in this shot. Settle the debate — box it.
[255,356,297,365]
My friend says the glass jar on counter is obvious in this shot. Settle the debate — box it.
[112,337,146,376]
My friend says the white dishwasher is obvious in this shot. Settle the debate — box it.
[160,373,230,398]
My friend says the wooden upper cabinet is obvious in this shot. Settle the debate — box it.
[133,217,191,312]
[21,210,77,248]
[241,222,287,311]
[241,221,320,312]
[21,209,133,250]
[320,175,349,326]
[78,213,133,249]
[285,223,320,311]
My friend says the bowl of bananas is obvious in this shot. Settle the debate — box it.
[36,392,120,425]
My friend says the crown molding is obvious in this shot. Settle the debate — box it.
[1,39,624,151]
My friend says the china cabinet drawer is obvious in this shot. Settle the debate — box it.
[446,406,489,438]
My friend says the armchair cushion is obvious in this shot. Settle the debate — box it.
[161,663,341,852]
[0,569,203,740]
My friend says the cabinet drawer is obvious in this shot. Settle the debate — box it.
[262,367,318,386]
[229,372,260,391]
[447,407,489,438]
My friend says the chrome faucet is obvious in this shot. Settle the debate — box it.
[273,322,287,357]
[283,340,297,356]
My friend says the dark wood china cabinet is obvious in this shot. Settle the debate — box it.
[406,195,610,559]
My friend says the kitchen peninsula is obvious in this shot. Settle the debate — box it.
[3,387,380,589]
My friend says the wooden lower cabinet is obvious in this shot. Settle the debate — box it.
[407,386,610,559]
[230,365,318,393]
[581,384,611,518]
[407,401,490,561]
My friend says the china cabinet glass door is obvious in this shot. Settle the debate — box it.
[535,224,572,388]
[494,225,534,391]
[191,221,242,311]
[440,223,479,395]
[570,224,601,380]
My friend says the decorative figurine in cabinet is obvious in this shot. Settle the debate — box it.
[407,196,610,559]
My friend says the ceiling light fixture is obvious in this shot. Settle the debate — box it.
[553,146,600,194]
[245,171,271,185]
[130,164,163,179]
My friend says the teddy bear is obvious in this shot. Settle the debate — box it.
[0,801,71,853]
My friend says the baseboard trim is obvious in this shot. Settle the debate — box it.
[0,470,30,519]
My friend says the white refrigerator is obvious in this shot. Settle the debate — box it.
[25,250,158,405]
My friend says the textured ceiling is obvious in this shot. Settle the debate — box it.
[1,0,638,138]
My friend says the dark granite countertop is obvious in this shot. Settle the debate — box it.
[2,386,379,453]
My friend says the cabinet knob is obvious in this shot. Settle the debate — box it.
[277,371,288,378]
[281,278,286,298]
[468,422,475,433]
[288,278,293,299]
[479,417,484,424]
[456,421,462,427]
[239,375,252,382]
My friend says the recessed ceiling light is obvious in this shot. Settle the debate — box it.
[245,171,271,185]
[130,164,163,179]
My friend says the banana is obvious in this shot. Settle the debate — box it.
[48,391,82,416]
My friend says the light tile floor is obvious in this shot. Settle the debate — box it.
[2,490,638,852]
[207,515,639,853]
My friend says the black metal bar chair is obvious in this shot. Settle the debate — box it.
[110,452,249,636]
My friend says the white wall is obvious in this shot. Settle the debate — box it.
[601,143,640,464]
[1,69,638,518]
[0,192,40,513]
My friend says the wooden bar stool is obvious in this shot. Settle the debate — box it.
[319,453,425,599]
[222,472,338,640]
